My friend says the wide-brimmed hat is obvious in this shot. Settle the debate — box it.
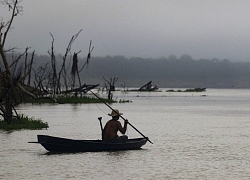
[108,109,123,116]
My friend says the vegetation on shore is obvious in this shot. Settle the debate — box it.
[167,88,206,92]
[128,89,161,92]
[22,96,116,104]
[0,115,48,131]
[0,95,124,131]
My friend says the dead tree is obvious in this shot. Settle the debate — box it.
[57,29,82,93]
[26,51,35,86]
[48,32,94,97]
[121,82,128,93]
[47,33,58,95]
[78,40,94,88]
[0,0,27,123]
[103,77,118,100]
[33,62,51,95]
[48,30,82,95]
[71,52,81,90]
[0,0,53,123]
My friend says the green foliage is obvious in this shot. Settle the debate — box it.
[129,89,161,92]
[0,115,48,131]
[184,88,205,92]
[23,96,116,104]
[166,88,206,92]
[56,96,115,104]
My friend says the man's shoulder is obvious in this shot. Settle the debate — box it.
[108,120,121,125]
[107,119,116,124]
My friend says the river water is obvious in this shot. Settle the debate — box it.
[0,88,250,180]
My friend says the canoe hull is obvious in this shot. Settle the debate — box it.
[37,135,147,152]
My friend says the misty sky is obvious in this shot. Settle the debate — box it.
[2,0,250,61]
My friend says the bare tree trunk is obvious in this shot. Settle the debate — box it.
[103,77,118,100]
[27,51,35,86]
[71,52,78,90]
[0,49,15,123]
[58,30,82,94]
[0,0,36,123]
[48,33,59,95]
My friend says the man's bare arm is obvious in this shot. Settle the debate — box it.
[117,120,128,134]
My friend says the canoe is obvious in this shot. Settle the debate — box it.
[30,135,147,152]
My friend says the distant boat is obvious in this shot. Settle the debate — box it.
[29,135,148,153]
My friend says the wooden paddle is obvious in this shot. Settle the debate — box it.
[90,90,153,144]
[98,117,104,140]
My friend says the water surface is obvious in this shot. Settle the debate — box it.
[1,89,250,179]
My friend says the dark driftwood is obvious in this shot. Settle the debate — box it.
[138,81,158,91]
[139,81,152,91]
[61,84,99,94]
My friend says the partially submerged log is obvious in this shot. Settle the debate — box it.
[138,81,158,91]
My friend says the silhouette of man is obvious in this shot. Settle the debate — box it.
[103,109,128,142]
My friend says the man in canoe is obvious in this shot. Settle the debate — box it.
[103,109,128,142]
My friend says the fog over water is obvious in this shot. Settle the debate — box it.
[2,1,250,61]
[9,54,250,88]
